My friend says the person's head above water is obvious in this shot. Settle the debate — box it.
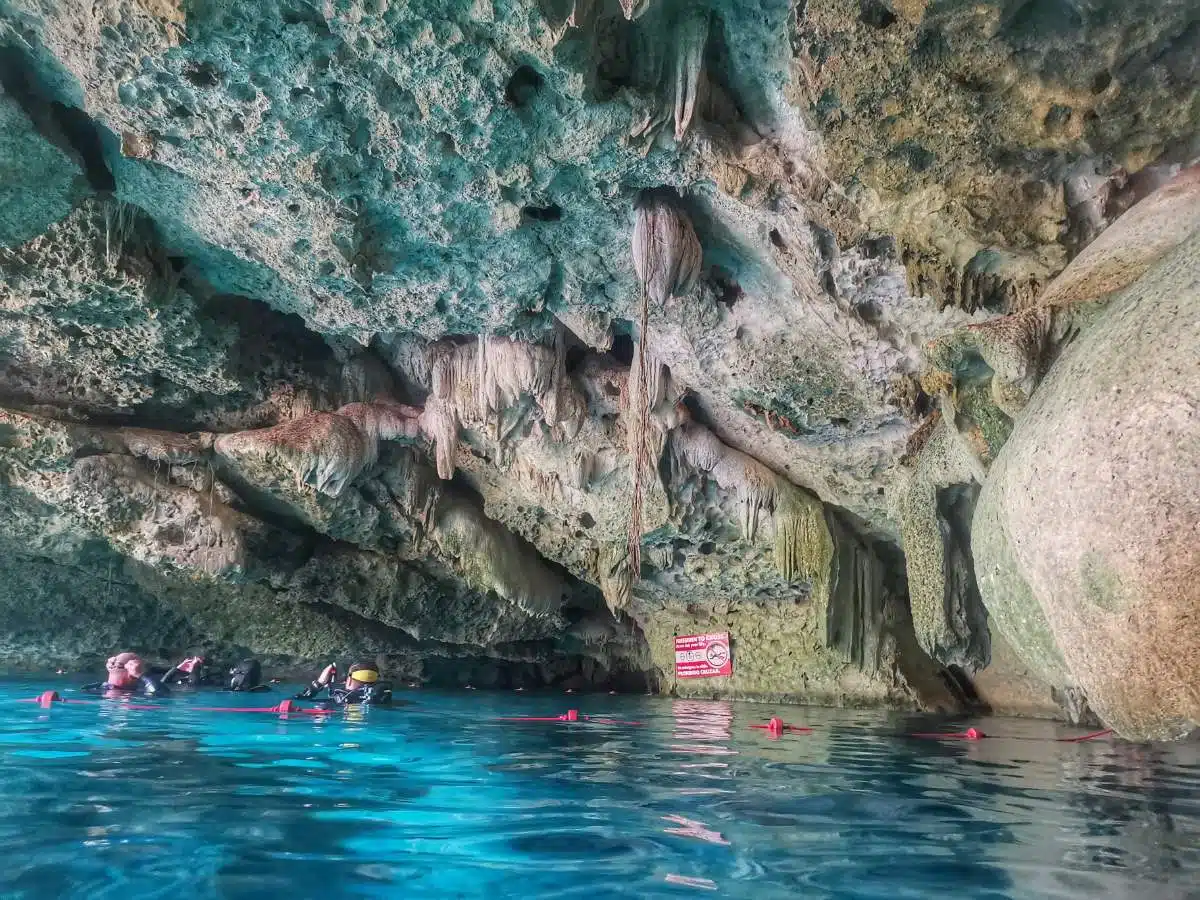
[346,662,381,689]
[228,658,262,692]
[105,652,145,688]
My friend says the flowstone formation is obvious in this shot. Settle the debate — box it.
[0,0,1195,732]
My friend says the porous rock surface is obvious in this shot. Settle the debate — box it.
[0,0,1194,731]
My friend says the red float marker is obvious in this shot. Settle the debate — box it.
[748,716,812,737]
[18,692,331,716]
[495,709,643,726]
[910,727,987,741]
[909,727,1114,743]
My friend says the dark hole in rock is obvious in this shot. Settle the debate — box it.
[505,64,545,107]
[860,234,896,259]
[1083,109,1100,125]
[318,260,336,276]
[564,344,587,374]
[769,228,787,250]
[167,256,187,273]
[225,115,245,133]
[855,299,882,325]
[890,139,936,172]
[184,62,220,88]
[698,541,715,555]
[287,202,301,214]
[710,266,743,308]
[0,47,119,192]
[831,416,850,426]
[1044,104,1072,131]
[1090,71,1112,94]
[860,0,897,29]
[522,204,562,222]
[1002,0,1083,40]
[579,512,595,529]
[51,102,116,192]
[610,333,635,366]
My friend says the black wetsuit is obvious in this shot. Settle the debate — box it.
[296,682,392,706]
[227,659,270,693]
[81,675,169,696]
[160,664,215,688]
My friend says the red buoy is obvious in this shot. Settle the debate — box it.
[37,690,61,708]
[275,699,297,713]
[748,717,813,737]
[564,709,579,722]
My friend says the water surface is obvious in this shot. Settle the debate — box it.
[1,679,1196,899]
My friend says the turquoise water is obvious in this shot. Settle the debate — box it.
[0,680,1197,899]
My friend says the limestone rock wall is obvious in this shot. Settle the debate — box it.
[0,0,1194,732]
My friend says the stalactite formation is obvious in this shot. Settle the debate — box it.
[421,336,587,481]
[213,401,423,498]
[626,192,703,592]
[671,420,832,589]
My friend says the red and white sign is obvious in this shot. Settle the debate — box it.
[674,632,733,678]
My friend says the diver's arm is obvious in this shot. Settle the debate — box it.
[137,675,169,696]
[295,663,337,699]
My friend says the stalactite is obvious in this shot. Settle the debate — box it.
[626,285,652,576]
[421,336,587,480]
[627,192,702,580]
[671,421,832,587]
[672,7,709,141]
[214,401,422,498]
[631,191,703,306]
[598,541,634,615]
[773,486,834,590]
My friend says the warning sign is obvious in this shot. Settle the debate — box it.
[674,632,733,678]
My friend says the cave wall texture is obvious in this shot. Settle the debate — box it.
[0,0,1195,738]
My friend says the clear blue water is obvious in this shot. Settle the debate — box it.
[0,679,1197,899]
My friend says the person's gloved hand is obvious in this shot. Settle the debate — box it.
[295,663,336,699]
[176,656,204,674]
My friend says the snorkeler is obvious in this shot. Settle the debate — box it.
[295,662,392,705]
[226,658,270,692]
[82,652,169,696]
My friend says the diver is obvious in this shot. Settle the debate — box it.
[295,662,392,705]
[161,654,213,688]
[227,658,270,692]
[82,652,169,696]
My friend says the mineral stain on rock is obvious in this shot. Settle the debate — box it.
[0,0,1195,739]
